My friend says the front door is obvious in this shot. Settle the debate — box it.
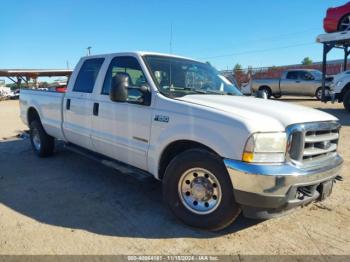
[91,56,152,170]
[298,71,319,96]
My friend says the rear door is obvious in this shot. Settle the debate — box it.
[280,71,301,95]
[63,57,105,150]
[90,55,153,170]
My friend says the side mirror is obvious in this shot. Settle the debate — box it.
[110,74,129,102]
[255,90,268,99]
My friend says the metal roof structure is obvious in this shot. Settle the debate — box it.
[0,69,72,78]
[317,31,350,102]
[0,69,72,88]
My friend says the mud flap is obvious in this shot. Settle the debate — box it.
[319,180,333,201]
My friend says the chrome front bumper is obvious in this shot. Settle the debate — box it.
[223,155,343,219]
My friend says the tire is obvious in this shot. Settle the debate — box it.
[316,87,329,101]
[338,14,350,32]
[162,149,241,231]
[259,87,272,99]
[315,87,323,100]
[29,120,55,157]
[344,89,350,112]
[273,94,282,99]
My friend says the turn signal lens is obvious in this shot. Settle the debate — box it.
[242,132,287,163]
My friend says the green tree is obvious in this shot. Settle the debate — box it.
[234,63,242,71]
[301,57,313,65]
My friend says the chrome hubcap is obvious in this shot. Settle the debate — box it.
[32,129,41,151]
[178,168,222,215]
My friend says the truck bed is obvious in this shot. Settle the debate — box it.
[20,89,65,140]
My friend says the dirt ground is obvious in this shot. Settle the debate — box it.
[0,98,349,255]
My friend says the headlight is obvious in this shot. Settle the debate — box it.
[242,132,287,163]
[336,80,343,87]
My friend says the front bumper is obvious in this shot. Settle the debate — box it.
[224,155,343,219]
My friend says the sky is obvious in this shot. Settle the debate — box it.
[0,0,347,72]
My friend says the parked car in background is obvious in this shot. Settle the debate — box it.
[0,86,19,99]
[19,52,343,230]
[251,69,332,99]
[324,2,350,33]
[330,70,350,111]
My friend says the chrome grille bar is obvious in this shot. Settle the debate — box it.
[287,121,340,166]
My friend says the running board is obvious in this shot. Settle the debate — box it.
[65,143,152,181]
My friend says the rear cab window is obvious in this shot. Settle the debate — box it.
[73,58,105,93]
[286,71,299,80]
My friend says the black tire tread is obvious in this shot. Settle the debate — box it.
[29,120,55,157]
[162,148,241,231]
[344,89,350,112]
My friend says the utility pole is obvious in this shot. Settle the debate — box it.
[87,46,92,56]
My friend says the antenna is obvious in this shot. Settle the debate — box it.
[66,60,70,69]
[87,46,92,56]
[169,23,173,54]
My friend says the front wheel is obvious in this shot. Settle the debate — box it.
[29,120,55,157]
[344,89,350,112]
[162,149,241,231]
[315,87,329,101]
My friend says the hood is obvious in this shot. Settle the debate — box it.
[332,71,350,84]
[177,95,338,130]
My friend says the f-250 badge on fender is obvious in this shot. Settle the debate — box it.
[154,115,169,123]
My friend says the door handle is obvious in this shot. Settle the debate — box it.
[93,103,99,116]
[66,99,71,110]
[296,80,301,83]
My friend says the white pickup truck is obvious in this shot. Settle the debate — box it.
[330,70,350,111]
[20,52,343,230]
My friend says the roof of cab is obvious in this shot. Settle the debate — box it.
[81,51,197,62]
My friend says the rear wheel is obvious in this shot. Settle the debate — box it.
[259,87,272,99]
[338,14,350,31]
[163,149,241,231]
[29,120,55,157]
[344,89,350,112]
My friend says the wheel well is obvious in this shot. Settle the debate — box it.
[27,107,40,125]
[338,13,350,30]
[158,140,219,180]
[342,83,350,97]
[259,86,272,92]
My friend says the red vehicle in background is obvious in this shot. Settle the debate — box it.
[55,85,67,93]
[324,2,350,33]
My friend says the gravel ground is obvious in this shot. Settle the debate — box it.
[0,98,349,255]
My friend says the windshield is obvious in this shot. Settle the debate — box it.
[312,70,322,79]
[143,55,242,98]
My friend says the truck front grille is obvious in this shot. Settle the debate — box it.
[288,122,340,165]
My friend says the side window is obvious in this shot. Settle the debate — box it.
[286,71,298,80]
[299,71,314,81]
[102,56,147,102]
[73,58,104,93]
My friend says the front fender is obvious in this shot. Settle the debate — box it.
[147,117,250,179]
